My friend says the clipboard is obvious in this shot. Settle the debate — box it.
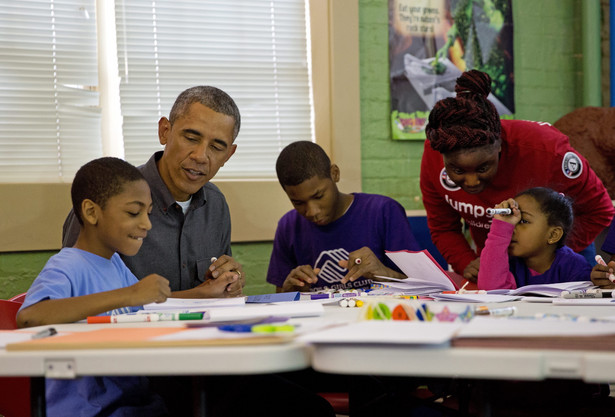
[5,327,292,351]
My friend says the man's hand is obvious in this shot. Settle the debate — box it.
[195,271,241,298]
[209,255,245,294]
[281,265,320,292]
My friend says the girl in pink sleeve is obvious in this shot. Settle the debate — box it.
[478,187,592,290]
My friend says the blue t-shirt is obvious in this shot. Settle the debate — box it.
[510,245,592,287]
[266,193,420,290]
[21,248,166,417]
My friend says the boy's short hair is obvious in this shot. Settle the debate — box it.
[169,86,241,140]
[72,157,146,225]
[276,141,331,187]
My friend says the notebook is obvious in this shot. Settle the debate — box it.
[371,249,459,295]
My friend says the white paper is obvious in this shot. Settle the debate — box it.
[142,297,246,312]
[552,298,615,306]
[384,250,456,292]
[203,302,324,322]
[507,281,594,297]
[430,293,522,303]
[456,316,615,338]
[299,320,463,345]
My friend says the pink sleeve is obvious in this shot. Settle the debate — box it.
[477,219,517,290]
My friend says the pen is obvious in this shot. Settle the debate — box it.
[475,306,516,316]
[560,290,613,299]
[594,255,615,283]
[218,324,295,333]
[486,208,512,215]
[32,327,57,339]
[87,312,204,324]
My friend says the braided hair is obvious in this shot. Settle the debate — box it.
[425,70,501,154]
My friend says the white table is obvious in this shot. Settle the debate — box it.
[310,301,615,383]
[308,300,615,416]
[0,320,311,417]
[4,300,615,416]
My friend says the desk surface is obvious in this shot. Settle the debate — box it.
[308,300,615,384]
[1,300,615,383]
[0,320,311,378]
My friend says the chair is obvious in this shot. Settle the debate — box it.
[8,292,27,304]
[0,297,31,417]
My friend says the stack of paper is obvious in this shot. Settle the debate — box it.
[370,250,458,295]
[299,320,463,345]
[452,316,615,351]
[142,297,246,312]
[488,281,595,298]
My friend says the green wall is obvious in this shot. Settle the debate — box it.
[0,0,586,298]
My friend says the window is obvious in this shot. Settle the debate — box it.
[0,0,314,182]
[0,0,100,182]
[114,0,314,177]
[0,0,360,251]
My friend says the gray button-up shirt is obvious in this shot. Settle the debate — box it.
[62,151,232,291]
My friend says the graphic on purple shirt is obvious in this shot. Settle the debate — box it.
[267,193,420,291]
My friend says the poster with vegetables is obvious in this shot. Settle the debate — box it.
[389,0,514,140]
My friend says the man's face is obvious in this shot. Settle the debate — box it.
[157,102,236,201]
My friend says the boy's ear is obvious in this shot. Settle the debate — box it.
[547,226,564,245]
[330,164,340,183]
[81,199,99,226]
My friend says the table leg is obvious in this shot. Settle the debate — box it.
[30,377,46,417]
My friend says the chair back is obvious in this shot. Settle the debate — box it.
[0,297,31,417]
[0,299,21,330]
[8,292,26,304]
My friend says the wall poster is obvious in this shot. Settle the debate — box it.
[389,0,514,140]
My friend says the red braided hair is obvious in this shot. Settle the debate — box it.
[425,70,501,153]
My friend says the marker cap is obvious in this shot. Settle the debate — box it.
[87,316,110,324]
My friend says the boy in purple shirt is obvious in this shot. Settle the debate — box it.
[267,141,420,292]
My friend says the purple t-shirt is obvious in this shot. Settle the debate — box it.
[266,193,420,290]
[601,220,615,254]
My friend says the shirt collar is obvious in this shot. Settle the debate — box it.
[140,151,206,211]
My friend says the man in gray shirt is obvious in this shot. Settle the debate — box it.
[63,86,244,297]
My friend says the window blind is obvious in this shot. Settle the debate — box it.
[0,0,100,183]
[115,0,314,178]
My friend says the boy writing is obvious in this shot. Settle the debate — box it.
[17,157,171,416]
[267,141,421,292]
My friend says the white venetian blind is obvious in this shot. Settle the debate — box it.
[115,0,314,178]
[0,0,101,182]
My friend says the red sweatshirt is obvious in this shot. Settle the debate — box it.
[420,119,614,274]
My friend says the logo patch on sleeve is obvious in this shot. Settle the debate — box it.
[561,152,583,179]
[440,168,461,192]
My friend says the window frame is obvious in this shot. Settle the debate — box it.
[0,0,361,251]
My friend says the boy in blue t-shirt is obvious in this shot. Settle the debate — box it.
[17,157,172,416]
[267,141,421,292]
